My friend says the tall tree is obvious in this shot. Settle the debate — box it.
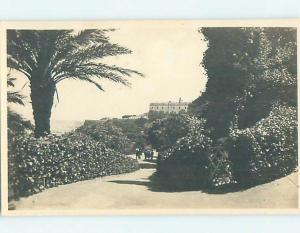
[194,27,296,138]
[193,28,251,138]
[236,28,297,129]
[7,29,143,137]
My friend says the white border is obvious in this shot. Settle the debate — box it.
[1,19,299,216]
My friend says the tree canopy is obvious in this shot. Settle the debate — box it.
[192,27,297,138]
[7,29,143,137]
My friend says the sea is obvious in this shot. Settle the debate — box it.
[51,120,84,135]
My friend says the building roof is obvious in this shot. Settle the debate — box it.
[150,102,190,106]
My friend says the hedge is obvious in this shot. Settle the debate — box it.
[156,115,234,189]
[148,114,199,151]
[229,104,297,184]
[8,132,139,198]
[158,138,235,189]
[75,121,130,154]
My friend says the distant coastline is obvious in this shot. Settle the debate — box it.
[51,120,84,135]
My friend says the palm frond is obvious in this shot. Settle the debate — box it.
[52,43,132,77]
[71,29,113,45]
[7,30,38,74]
[70,76,104,91]
[94,63,144,77]
[8,29,144,91]
[49,29,115,72]
[7,56,31,78]
[7,91,26,105]
[54,62,144,90]
[7,75,17,87]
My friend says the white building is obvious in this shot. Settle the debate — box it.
[149,98,190,114]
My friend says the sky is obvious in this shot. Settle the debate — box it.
[9,21,208,122]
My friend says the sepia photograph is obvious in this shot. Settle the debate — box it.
[1,20,299,215]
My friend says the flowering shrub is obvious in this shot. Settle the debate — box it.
[156,116,234,189]
[148,114,200,151]
[229,104,297,184]
[75,121,130,154]
[9,132,139,197]
[109,118,149,154]
[157,127,212,189]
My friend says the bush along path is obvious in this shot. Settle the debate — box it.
[9,154,298,210]
[8,132,139,200]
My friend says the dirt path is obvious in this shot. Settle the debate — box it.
[11,158,298,210]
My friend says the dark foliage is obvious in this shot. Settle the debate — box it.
[147,113,193,151]
[8,132,139,198]
[196,27,297,138]
[7,75,34,136]
[78,118,149,154]
[147,110,169,122]
[8,109,33,135]
[75,120,130,154]
[110,118,149,152]
[156,115,234,189]
[229,104,297,184]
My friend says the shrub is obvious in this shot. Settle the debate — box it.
[8,132,139,198]
[148,114,196,151]
[156,116,234,189]
[7,113,34,201]
[148,110,169,122]
[7,109,33,137]
[229,104,297,184]
[75,121,130,154]
[157,127,212,189]
[110,118,149,153]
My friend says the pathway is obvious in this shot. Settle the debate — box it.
[10,157,298,210]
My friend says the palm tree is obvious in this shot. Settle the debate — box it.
[7,29,143,137]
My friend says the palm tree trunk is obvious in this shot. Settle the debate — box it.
[30,81,55,137]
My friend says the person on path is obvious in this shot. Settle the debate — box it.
[135,148,141,160]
